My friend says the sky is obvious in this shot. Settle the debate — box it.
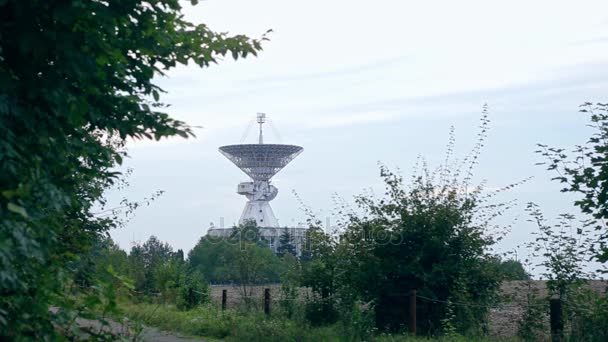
[108,0,608,270]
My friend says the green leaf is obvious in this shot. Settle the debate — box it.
[1,189,17,199]
[7,203,28,218]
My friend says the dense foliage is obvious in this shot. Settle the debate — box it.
[491,258,530,281]
[0,0,264,338]
[335,165,505,334]
[188,225,286,286]
[91,235,207,310]
[277,230,297,257]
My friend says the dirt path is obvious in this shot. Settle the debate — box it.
[139,326,204,342]
[74,317,205,341]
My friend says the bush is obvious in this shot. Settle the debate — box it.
[304,296,339,326]
[335,144,509,333]
[567,288,608,342]
[517,282,548,341]
[176,270,208,311]
[338,300,377,341]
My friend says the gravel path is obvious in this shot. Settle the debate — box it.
[68,316,205,341]
[139,326,204,342]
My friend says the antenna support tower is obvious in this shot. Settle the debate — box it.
[219,113,302,227]
[257,112,266,144]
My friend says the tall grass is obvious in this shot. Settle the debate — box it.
[120,302,341,341]
[119,302,517,342]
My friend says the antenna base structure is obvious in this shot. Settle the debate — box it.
[219,115,302,228]
[236,180,278,227]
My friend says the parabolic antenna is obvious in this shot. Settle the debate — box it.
[219,144,303,181]
[219,114,303,227]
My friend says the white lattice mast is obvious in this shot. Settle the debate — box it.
[219,114,303,227]
[257,112,265,144]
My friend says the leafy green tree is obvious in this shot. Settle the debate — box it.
[72,235,129,289]
[83,236,130,287]
[538,102,608,263]
[189,233,285,285]
[154,258,183,303]
[230,241,282,299]
[277,230,297,257]
[230,219,263,244]
[0,0,265,337]
[188,237,235,283]
[525,204,594,299]
[139,236,174,272]
[128,235,174,293]
[523,203,607,341]
[175,249,185,263]
[177,269,208,310]
[489,257,530,281]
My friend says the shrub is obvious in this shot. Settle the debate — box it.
[334,111,513,334]
[304,295,339,326]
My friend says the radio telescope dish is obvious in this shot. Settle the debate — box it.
[218,114,303,227]
[219,144,303,181]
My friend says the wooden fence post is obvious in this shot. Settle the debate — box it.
[550,298,563,342]
[264,288,271,316]
[222,289,227,311]
[409,288,417,335]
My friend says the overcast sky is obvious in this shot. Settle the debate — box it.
[108,0,608,267]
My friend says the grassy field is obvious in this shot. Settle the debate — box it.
[119,302,518,342]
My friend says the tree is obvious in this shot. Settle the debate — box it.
[522,203,608,341]
[525,204,593,300]
[538,102,608,264]
[277,230,297,257]
[153,258,181,302]
[177,269,208,311]
[0,0,265,338]
[188,233,285,285]
[128,235,174,293]
[138,236,174,273]
[230,219,262,244]
[175,249,185,263]
[230,242,280,299]
[188,237,235,283]
[73,235,130,288]
[490,258,530,281]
